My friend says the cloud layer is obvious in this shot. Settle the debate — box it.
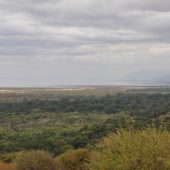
[0,0,170,86]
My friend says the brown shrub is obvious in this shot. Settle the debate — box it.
[16,150,56,170]
[0,162,16,170]
[56,148,91,170]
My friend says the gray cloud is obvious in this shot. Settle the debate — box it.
[0,0,169,86]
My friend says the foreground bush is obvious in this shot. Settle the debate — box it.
[89,128,170,170]
[0,162,16,170]
[16,150,56,170]
[0,153,16,163]
[56,149,90,170]
[155,112,170,130]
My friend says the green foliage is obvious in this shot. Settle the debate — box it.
[0,93,170,118]
[89,128,170,170]
[0,93,170,161]
[154,112,170,130]
[16,150,56,170]
[0,112,132,156]
[56,149,90,170]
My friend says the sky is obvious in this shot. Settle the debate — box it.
[0,0,170,86]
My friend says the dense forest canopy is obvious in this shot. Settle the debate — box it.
[0,92,170,159]
[0,88,170,170]
[0,93,170,118]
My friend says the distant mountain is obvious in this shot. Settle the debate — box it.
[124,70,170,84]
[152,75,170,84]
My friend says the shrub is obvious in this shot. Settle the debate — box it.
[155,112,170,130]
[56,148,90,170]
[0,153,16,163]
[16,150,56,170]
[89,128,170,170]
[0,162,16,170]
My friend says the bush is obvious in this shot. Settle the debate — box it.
[0,162,16,170]
[155,112,170,130]
[0,153,16,163]
[16,150,56,170]
[89,128,170,170]
[56,149,90,170]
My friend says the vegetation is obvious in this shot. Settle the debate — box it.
[0,112,133,157]
[155,112,170,130]
[0,162,15,170]
[16,150,56,170]
[0,93,170,118]
[0,87,170,169]
[0,93,170,158]
[56,149,90,170]
[1,128,169,170]
[89,128,170,170]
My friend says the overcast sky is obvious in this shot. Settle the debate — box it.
[0,0,170,86]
